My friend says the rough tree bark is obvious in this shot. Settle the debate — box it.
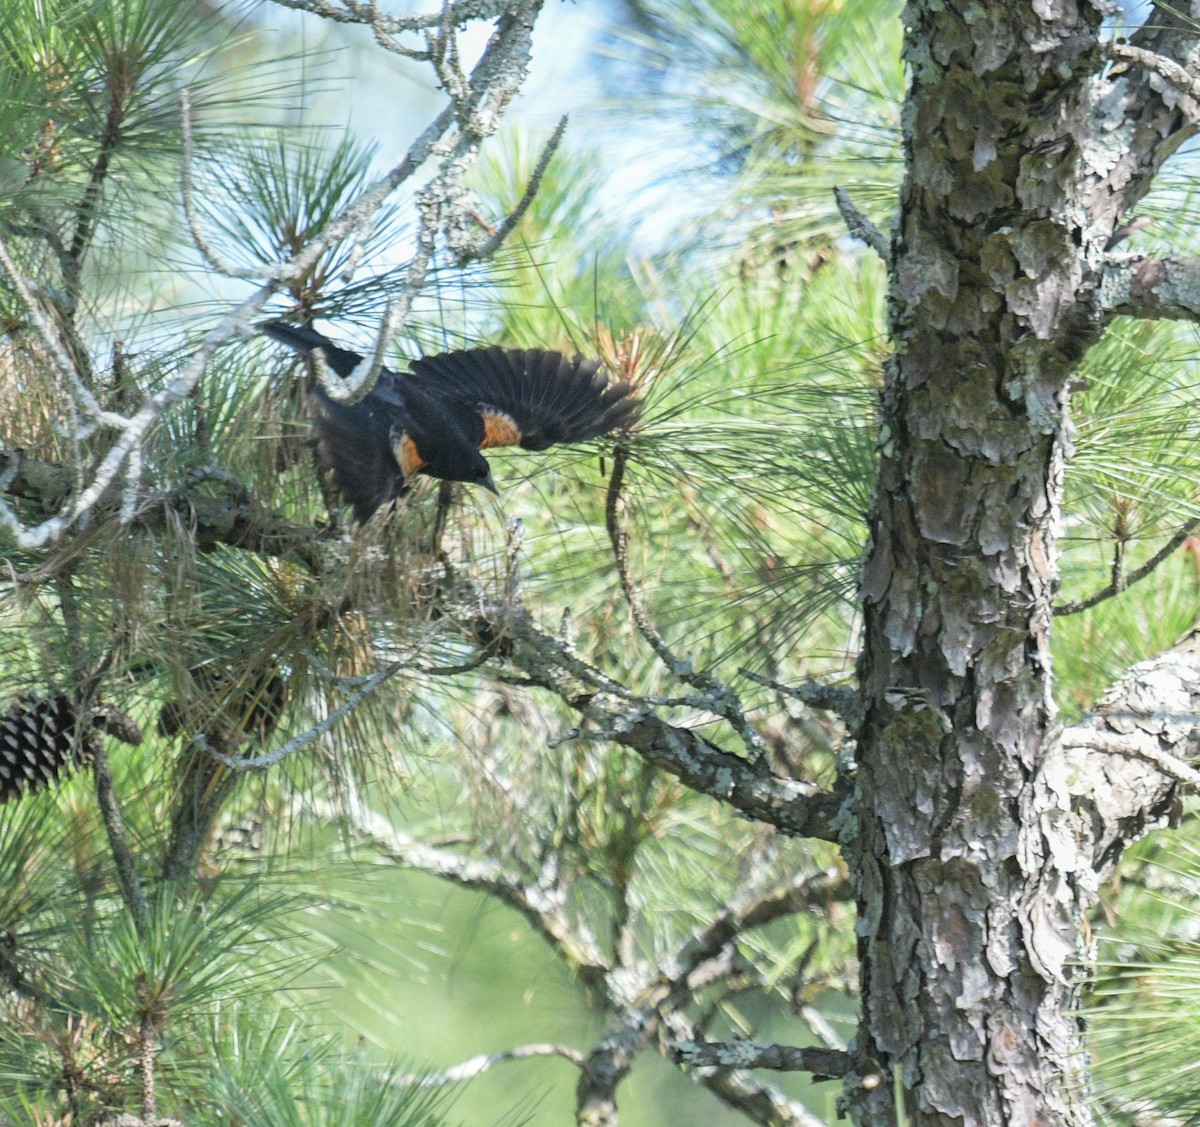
[848,2,1200,1125]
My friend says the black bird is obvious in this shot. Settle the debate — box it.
[261,321,640,521]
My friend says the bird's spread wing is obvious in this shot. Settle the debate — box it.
[407,347,639,452]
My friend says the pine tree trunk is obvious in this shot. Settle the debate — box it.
[848,3,1122,1123]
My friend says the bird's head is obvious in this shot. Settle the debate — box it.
[423,444,498,495]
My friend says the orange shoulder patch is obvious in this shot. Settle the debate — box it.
[392,432,427,481]
[478,408,522,450]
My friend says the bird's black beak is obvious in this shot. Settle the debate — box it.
[481,471,499,496]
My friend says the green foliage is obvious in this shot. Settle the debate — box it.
[2,0,1199,1122]
[1089,833,1200,1123]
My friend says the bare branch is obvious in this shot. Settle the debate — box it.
[1100,254,1200,321]
[1105,40,1200,107]
[1055,519,1200,615]
[500,603,843,837]
[307,796,611,985]
[739,668,860,726]
[180,90,268,282]
[93,743,151,933]
[307,297,403,404]
[1059,728,1200,789]
[586,704,843,839]
[660,869,851,989]
[459,115,569,264]
[662,1011,828,1127]
[270,0,510,35]
[390,1043,584,1088]
[834,187,890,264]
[202,660,405,772]
[670,1036,850,1078]
[604,447,766,760]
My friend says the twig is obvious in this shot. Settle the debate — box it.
[202,660,404,772]
[388,1043,585,1088]
[604,446,766,759]
[661,1011,826,1127]
[308,297,402,405]
[833,187,890,264]
[459,115,568,264]
[180,90,269,282]
[270,0,510,35]
[739,668,860,725]
[670,1037,850,1078]
[1055,518,1200,615]
[1105,40,1200,104]
[94,744,151,934]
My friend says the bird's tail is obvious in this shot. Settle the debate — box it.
[259,321,365,380]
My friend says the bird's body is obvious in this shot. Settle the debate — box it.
[261,321,639,520]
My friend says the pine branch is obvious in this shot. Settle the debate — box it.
[1100,255,1200,321]
[1055,519,1200,615]
[308,796,611,987]
[0,447,323,570]
[670,1036,850,1078]
[662,1012,829,1127]
[458,114,569,264]
[387,1043,585,1088]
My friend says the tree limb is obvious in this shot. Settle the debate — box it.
[0,447,323,571]
[389,1042,584,1088]
[1100,255,1200,321]
[1105,40,1200,107]
[670,1036,850,1078]
[307,796,611,988]
[833,187,890,265]
[662,1012,829,1127]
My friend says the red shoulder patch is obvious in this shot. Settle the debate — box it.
[478,407,522,450]
[392,432,426,481]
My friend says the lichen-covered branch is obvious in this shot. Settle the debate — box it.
[1100,255,1200,321]
[0,447,322,571]
[661,1011,829,1127]
[500,604,844,839]
[670,1037,849,1078]
[833,187,890,265]
[1105,40,1200,107]
[309,797,611,987]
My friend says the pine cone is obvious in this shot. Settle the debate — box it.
[0,695,87,802]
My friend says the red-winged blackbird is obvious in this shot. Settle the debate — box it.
[262,321,640,521]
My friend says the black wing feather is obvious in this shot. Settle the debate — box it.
[408,348,639,452]
[311,396,405,522]
[261,320,409,520]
